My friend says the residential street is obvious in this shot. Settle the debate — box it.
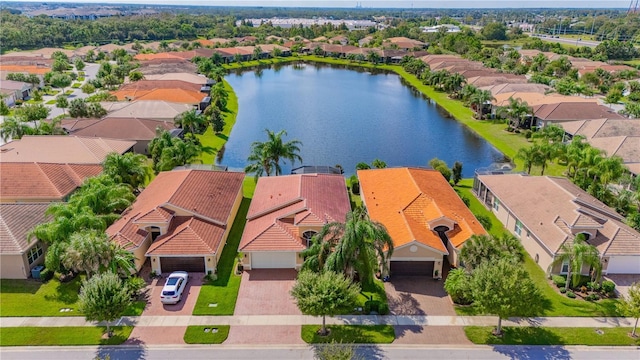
[1,344,639,360]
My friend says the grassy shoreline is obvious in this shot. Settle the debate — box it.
[195,79,238,165]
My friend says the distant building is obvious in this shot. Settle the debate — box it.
[421,24,461,33]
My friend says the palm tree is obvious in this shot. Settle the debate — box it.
[371,159,387,169]
[550,234,602,290]
[516,146,537,174]
[61,230,113,278]
[532,143,556,176]
[102,152,151,190]
[245,141,274,178]
[460,233,524,271]
[366,50,381,64]
[444,73,466,98]
[469,90,494,119]
[68,175,135,220]
[149,130,175,169]
[107,242,137,276]
[461,84,479,104]
[500,98,532,130]
[175,109,208,135]
[0,116,32,142]
[303,207,394,288]
[157,138,202,172]
[247,129,303,176]
[29,203,107,245]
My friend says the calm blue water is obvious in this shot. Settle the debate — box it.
[217,63,505,177]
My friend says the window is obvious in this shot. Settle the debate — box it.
[27,244,43,265]
[561,261,569,274]
[302,231,317,248]
[493,198,500,211]
[514,220,523,236]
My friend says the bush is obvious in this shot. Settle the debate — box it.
[572,275,591,288]
[524,130,533,139]
[559,287,567,293]
[587,281,601,292]
[364,300,380,314]
[125,276,147,299]
[39,268,54,282]
[586,293,600,301]
[551,275,566,288]
[378,302,389,315]
[566,290,576,299]
[602,280,616,294]
[444,268,473,305]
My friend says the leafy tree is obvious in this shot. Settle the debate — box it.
[470,258,543,335]
[78,272,132,337]
[302,207,393,288]
[87,102,107,118]
[55,95,68,116]
[0,99,9,116]
[516,146,536,174]
[451,161,463,185]
[50,73,72,91]
[69,98,89,118]
[290,271,360,336]
[52,59,69,73]
[128,71,144,82]
[460,233,523,271]
[429,158,451,182]
[61,230,113,278]
[81,83,96,94]
[481,22,507,41]
[371,159,387,169]
[444,268,473,305]
[550,234,602,290]
[618,282,640,337]
[102,152,151,190]
[74,58,85,71]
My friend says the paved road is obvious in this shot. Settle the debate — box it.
[537,36,601,48]
[44,62,99,119]
[1,344,639,360]
[1,314,636,328]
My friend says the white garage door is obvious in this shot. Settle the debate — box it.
[607,256,640,274]
[251,252,296,269]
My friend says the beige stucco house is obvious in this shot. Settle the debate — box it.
[0,203,49,279]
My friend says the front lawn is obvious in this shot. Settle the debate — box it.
[195,80,238,165]
[71,83,81,88]
[192,198,250,315]
[45,99,57,105]
[0,326,132,346]
[465,326,640,346]
[357,279,388,314]
[183,325,230,344]
[0,276,145,317]
[454,179,620,317]
[301,325,395,344]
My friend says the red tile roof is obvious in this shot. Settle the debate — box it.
[0,162,103,201]
[146,216,226,256]
[0,203,50,254]
[71,117,176,141]
[239,174,351,252]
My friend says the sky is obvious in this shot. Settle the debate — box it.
[6,0,632,8]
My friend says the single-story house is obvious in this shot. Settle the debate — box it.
[238,173,350,270]
[0,80,34,101]
[107,169,244,273]
[533,102,624,128]
[473,173,640,275]
[0,203,50,279]
[102,100,193,121]
[358,168,487,277]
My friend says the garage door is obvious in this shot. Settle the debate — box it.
[607,256,640,274]
[390,261,434,276]
[160,257,205,273]
[251,252,296,269]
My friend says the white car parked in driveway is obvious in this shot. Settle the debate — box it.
[160,271,189,304]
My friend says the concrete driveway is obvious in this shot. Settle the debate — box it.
[605,274,640,298]
[141,272,204,316]
[234,269,301,315]
[384,276,455,316]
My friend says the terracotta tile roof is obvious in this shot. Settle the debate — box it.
[0,203,50,254]
[477,174,640,255]
[0,136,135,164]
[143,73,209,85]
[480,83,552,96]
[117,80,202,93]
[239,174,350,252]
[358,168,486,253]
[112,88,205,104]
[71,117,176,141]
[493,92,598,107]
[108,170,244,251]
[0,162,102,201]
[533,102,624,121]
[134,53,184,61]
[146,216,226,256]
[0,65,50,75]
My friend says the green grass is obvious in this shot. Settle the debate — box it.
[454,179,621,317]
[64,90,74,95]
[0,276,144,317]
[183,325,230,344]
[0,326,133,346]
[45,99,56,105]
[71,83,81,88]
[78,71,86,76]
[357,279,388,313]
[77,77,85,82]
[192,198,250,315]
[465,326,640,346]
[195,80,238,165]
[346,178,362,209]
[25,99,43,104]
[242,176,256,198]
[301,325,395,344]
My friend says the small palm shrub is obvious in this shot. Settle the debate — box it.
[444,268,473,305]
[566,290,576,299]
[602,281,616,294]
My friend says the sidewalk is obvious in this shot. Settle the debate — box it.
[0,314,635,328]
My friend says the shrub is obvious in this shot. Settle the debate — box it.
[559,287,567,293]
[586,293,600,301]
[365,300,380,314]
[566,290,576,299]
[587,281,601,292]
[444,268,473,305]
[580,285,588,294]
[551,275,566,288]
[204,273,218,283]
[125,276,147,299]
[378,302,389,315]
[39,268,54,282]
[573,275,591,288]
[602,280,616,294]
[524,130,533,139]
[475,214,492,231]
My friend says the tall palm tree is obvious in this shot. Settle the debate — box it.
[516,146,537,174]
[0,116,32,142]
[68,175,135,219]
[469,90,494,119]
[175,109,208,135]
[157,138,202,172]
[248,129,303,176]
[245,141,273,178]
[532,143,556,176]
[499,98,532,130]
[304,207,394,288]
[102,152,151,190]
[444,72,467,98]
[551,234,602,290]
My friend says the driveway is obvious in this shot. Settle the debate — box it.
[384,276,455,316]
[234,269,300,315]
[605,274,640,298]
[225,325,303,345]
[140,272,204,316]
[394,325,471,345]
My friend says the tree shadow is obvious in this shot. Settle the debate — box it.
[43,278,82,304]
[492,345,571,360]
[0,279,41,294]
[393,325,424,338]
[95,342,147,360]
[216,133,228,141]
[355,345,387,360]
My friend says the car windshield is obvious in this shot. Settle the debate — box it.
[162,291,175,296]
[166,277,179,286]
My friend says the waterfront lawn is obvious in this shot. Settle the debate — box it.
[301,325,395,344]
[465,326,640,346]
[195,80,238,165]
[0,276,144,317]
[243,176,256,198]
[192,198,250,315]
[183,326,230,344]
[0,326,132,346]
[455,179,620,317]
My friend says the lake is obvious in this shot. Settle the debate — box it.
[217,63,506,177]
